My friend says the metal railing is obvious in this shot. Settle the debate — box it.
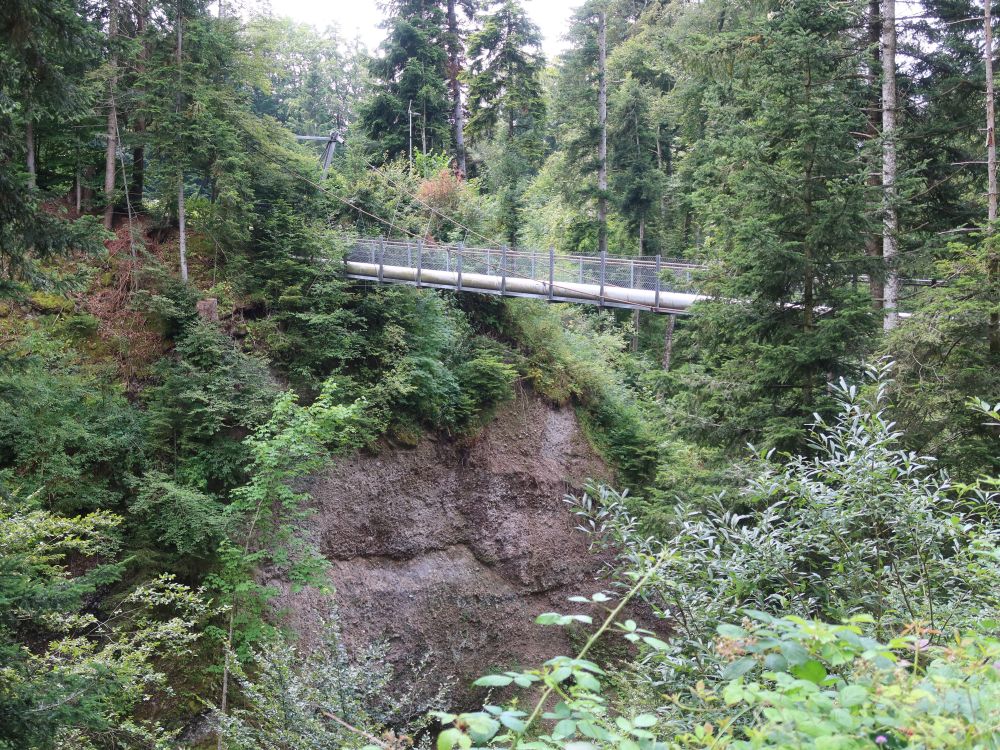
[345,238,700,290]
[338,236,938,314]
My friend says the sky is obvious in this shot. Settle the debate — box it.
[246,0,577,60]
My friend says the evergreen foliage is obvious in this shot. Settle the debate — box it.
[360,0,452,160]
[2,0,1000,744]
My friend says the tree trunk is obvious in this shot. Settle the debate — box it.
[662,314,675,370]
[176,0,187,282]
[103,0,119,230]
[131,120,145,210]
[866,0,884,309]
[178,177,188,282]
[25,117,36,188]
[597,11,608,256]
[81,165,95,209]
[986,0,1000,354]
[447,0,466,176]
[881,0,900,330]
[131,0,148,210]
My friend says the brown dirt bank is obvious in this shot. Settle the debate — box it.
[267,388,619,696]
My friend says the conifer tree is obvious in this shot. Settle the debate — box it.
[360,0,452,162]
[671,0,876,450]
[464,0,544,243]
[0,0,103,292]
[465,0,544,144]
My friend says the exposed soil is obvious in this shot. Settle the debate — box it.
[267,388,617,697]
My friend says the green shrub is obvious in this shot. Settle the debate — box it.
[456,350,518,421]
[144,319,276,490]
[693,614,1000,750]
[0,356,146,514]
[129,471,227,558]
[215,614,452,750]
[0,491,211,749]
[571,364,1000,703]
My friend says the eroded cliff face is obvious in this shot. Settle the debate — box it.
[267,389,612,695]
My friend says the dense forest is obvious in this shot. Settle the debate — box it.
[2,0,1000,747]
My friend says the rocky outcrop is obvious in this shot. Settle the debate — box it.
[268,389,613,696]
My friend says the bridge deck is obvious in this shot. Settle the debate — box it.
[344,239,704,313]
[342,238,935,314]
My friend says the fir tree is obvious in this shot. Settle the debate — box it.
[360,0,452,162]
[671,0,877,450]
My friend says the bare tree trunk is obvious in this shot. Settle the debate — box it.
[631,309,640,352]
[131,0,148,210]
[75,170,82,212]
[986,0,1000,354]
[178,178,188,281]
[103,0,119,230]
[597,11,608,256]
[882,0,900,330]
[866,0,884,309]
[176,0,187,282]
[25,117,36,188]
[447,0,466,176]
[662,314,675,370]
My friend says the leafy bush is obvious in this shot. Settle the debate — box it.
[570,364,1000,698]
[434,604,1000,750]
[688,614,1000,749]
[0,491,211,749]
[216,614,453,750]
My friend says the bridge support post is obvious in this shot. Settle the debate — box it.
[531,251,536,280]
[501,245,508,296]
[416,239,423,287]
[457,242,463,291]
[579,255,584,283]
[630,259,635,288]
[548,246,554,301]
[407,241,412,267]
[446,247,451,273]
[599,250,606,306]
[654,254,661,310]
[378,238,385,284]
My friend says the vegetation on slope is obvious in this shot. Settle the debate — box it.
[1,0,999,747]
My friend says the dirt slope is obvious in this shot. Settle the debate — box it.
[268,389,613,695]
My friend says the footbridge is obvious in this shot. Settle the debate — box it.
[342,238,936,315]
[344,238,707,314]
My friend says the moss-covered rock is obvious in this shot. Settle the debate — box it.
[28,292,74,315]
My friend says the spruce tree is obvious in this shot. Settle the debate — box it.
[360,0,452,162]
[671,0,877,450]
[465,0,544,144]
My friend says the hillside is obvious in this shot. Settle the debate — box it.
[2,0,1000,748]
